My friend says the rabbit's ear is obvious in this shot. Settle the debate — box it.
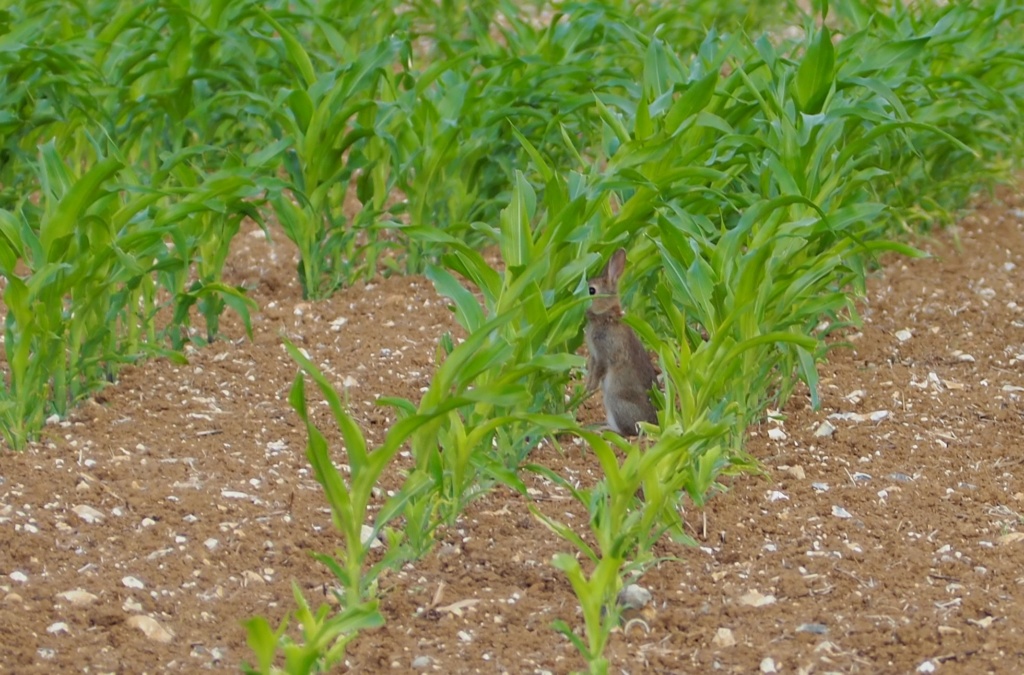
[607,248,627,285]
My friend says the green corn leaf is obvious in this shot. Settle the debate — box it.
[40,157,124,263]
[288,89,314,133]
[509,123,553,184]
[286,341,369,473]
[0,210,23,274]
[242,616,284,674]
[665,70,718,135]
[634,89,653,140]
[498,170,535,268]
[426,264,485,333]
[218,289,257,340]
[257,9,317,88]
[593,94,631,147]
[846,36,929,76]
[796,346,821,409]
[642,38,672,101]
[795,25,835,114]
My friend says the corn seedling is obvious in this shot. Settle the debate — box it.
[255,12,402,298]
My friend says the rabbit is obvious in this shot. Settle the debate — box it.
[584,248,659,436]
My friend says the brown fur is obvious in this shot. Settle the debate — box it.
[584,249,659,436]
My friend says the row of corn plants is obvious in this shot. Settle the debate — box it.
[243,1,1024,672]
[2,0,1022,672]
[1,0,781,447]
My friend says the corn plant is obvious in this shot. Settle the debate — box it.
[151,160,263,347]
[250,337,570,669]
[396,148,615,516]
[0,142,124,447]
[283,342,437,606]
[384,1,657,273]
[244,339,448,670]
[242,584,384,675]
[833,0,1024,226]
[530,414,741,674]
[253,11,403,298]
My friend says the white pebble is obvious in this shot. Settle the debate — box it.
[832,506,852,519]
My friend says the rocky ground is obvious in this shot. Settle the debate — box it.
[2,184,1024,674]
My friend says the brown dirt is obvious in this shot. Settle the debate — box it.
[2,186,1024,674]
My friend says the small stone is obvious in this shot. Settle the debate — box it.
[73,505,105,524]
[760,657,778,673]
[46,622,70,635]
[888,473,913,482]
[812,482,829,492]
[241,570,266,585]
[968,616,996,629]
[832,506,852,519]
[712,627,736,647]
[457,630,472,642]
[437,544,460,558]
[786,465,806,480]
[738,590,776,607]
[844,389,866,404]
[917,660,937,673]
[895,329,913,342]
[122,576,145,590]
[796,623,828,634]
[768,491,789,502]
[126,615,174,644]
[57,589,98,606]
[411,656,432,669]
[361,525,383,549]
[617,584,652,611]
[813,421,836,438]
[221,490,252,500]
[190,645,228,662]
[9,571,28,583]
[767,428,787,441]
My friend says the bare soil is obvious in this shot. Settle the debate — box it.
[2,185,1024,674]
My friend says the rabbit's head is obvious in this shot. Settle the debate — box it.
[587,248,627,317]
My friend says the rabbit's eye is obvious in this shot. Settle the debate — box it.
[588,286,596,296]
